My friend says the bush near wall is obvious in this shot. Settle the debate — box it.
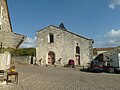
[0,48,36,64]
[5,47,36,56]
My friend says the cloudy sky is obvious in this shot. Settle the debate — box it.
[7,0,120,48]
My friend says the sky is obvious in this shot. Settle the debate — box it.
[7,0,120,48]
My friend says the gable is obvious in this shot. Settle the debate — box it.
[37,25,93,42]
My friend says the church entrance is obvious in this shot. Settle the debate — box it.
[75,44,80,65]
[48,51,55,65]
[75,55,80,65]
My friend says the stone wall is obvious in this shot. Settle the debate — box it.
[11,56,36,64]
[0,0,26,49]
[36,25,93,66]
[0,0,12,32]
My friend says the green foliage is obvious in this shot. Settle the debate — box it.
[0,47,5,53]
[5,47,36,56]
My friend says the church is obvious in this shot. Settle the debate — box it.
[36,23,94,66]
[0,0,26,49]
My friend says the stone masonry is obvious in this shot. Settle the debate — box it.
[0,0,26,49]
[36,24,93,66]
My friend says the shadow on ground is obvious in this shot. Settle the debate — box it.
[80,68,101,73]
[80,68,90,72]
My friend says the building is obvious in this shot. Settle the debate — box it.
[36,23,93,66]
[0,0,26,49]
[93,47,115,59]
[92,47,118,65]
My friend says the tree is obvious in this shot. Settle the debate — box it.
[5,47,36,56]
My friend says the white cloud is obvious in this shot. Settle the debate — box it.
[105,29,120,38]
[109,3,115,9]
[94,29,120,48]
[109,0,120,9]
[104,29,120,47]
[20,37,36,48]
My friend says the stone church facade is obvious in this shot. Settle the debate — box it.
[36,23,93,66]
[0,0,26,48]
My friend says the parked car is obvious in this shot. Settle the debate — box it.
[89,61,103,73]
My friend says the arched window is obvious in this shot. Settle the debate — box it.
[48,33,54,43]
[76,46,80,54]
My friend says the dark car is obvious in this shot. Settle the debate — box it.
[89,61,103,73]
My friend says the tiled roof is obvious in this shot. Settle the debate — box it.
[93,47,115,51]
[93,47,115,55]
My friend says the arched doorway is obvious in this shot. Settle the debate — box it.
[75,43,80,65]
[30,55,33,64]
[48,51,55,65]
[75,55,80,65]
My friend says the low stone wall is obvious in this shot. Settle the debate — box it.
[11,56,36,64]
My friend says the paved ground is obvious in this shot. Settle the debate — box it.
[0,64,120,90]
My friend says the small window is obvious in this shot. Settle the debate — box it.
[48,33,54,43]
[1,5,3,18]
[76,46,80,54]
